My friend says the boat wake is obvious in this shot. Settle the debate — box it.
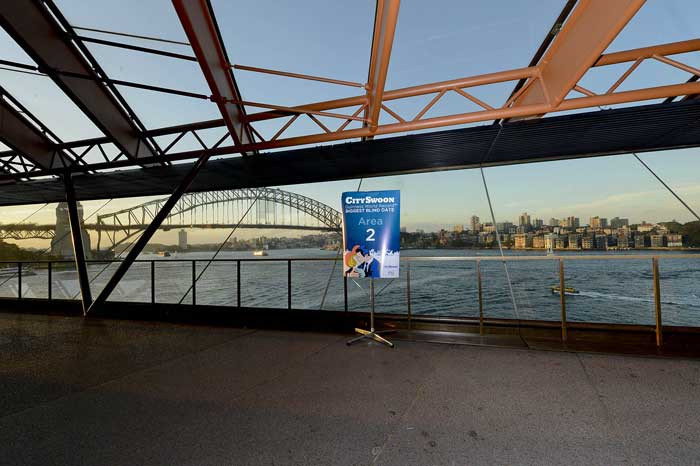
[576,290,700,307]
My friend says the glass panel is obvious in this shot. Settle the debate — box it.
[239,261,287,309]
[108,261,151,303]
[51,264,79,300]
[564,257,654,326]
[407,260,476,317]
[155,261,193,305]
[291,259,343,311]
[0,265,20,298]
[658,256,700,327]
[196,261,238,307]
[19,263,49,299]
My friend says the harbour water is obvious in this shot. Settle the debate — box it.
[2,248,699,327]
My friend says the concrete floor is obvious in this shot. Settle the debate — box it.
[1,312,699,466]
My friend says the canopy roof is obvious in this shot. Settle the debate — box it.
[0,0,699,204]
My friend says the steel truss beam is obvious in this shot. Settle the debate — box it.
[0,33,698,182]
[365,0,400,133]
[511,0,645,110]
[0,0,156,161]
[172,0,254,152]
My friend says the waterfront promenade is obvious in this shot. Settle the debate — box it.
[1,311,699,465]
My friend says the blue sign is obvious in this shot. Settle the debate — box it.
[341,190,400,279]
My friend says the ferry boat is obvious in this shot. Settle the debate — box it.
[157,251,171,257]
[551,285,579,296]
[253,249,268,256]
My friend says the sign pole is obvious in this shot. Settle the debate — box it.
[347,277,395,348]
[341,189,400,348]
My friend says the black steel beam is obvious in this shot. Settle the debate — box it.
[172,0,254,153]
[0,0,156,160]
[64,173,92,314]
[0,90,65,169]
[0,99,699,206]
[86,152,213,314]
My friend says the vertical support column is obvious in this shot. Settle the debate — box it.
[191,260,196,306]
[559,258,567,343]
[406,262,412,330]
[17,262,22,299]
[151,260,155,304]
[64,173,92,315]
[48,261,52,301]
[477,259,484,335]
[236,259,241,307]
[287,259,292,310]
[653,257,663,347]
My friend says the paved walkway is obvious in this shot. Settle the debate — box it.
[1,312,699,465]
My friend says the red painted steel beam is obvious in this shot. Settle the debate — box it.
[172,0,254,153]
[365,0,401,132]
[0,1,156,160]
[510,0,646,109]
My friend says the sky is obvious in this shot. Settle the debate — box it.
[0,0,699,248]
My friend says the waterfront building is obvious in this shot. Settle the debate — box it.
[514,233,533,249]
[617,234,631,249]
[453,224,464,234]
[532,235,545,249]
[595,235,609,250]
[634,233,649,248]
[518,212,531,227]
[568,233,582,249]
[650,234,667,248]
[544,234,557,251]
[590,216,608,229]
[178,229,188,250]
[638,222,655,232]
[470,215,480,232]
[496,221,514,233]
[566,216,580,228]
[549,218,559,227]
[483,223,496,233]
[666,233,683,248]
[667,234,684,247]
[610,217,629,229]
[554,236,568,249]
[582,236,594,250]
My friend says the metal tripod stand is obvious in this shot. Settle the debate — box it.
[346,278,395,348]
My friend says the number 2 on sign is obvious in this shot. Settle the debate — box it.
[366,228,376,241]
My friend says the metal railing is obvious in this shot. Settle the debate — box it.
[1,253,698,347]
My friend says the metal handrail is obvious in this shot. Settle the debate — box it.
[2,253,699,348]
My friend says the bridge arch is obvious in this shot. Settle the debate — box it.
[95,188,342,251]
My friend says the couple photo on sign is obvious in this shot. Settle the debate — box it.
[343,245,381,278]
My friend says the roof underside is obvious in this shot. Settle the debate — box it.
[0,98,698,206]
[0,0,699,204]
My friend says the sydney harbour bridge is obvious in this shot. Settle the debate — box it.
[0,188,342,253]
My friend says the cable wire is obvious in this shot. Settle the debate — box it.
[318,177,364,309]
[633,152,700,222]
[480,166,528,348]
[177,193,262,304]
